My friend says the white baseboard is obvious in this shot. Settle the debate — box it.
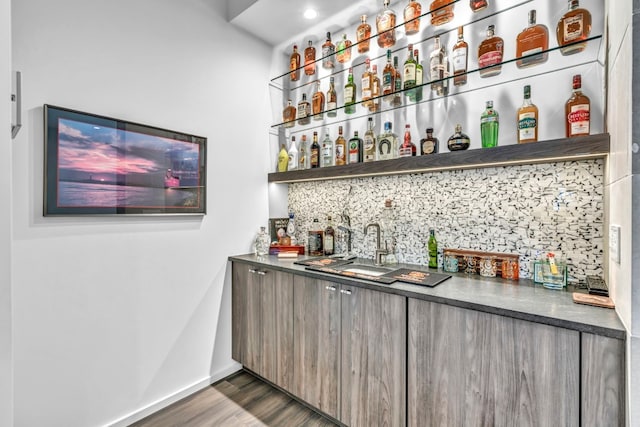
[106,363,242,427]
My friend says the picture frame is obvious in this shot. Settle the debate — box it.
[44,105,206,216]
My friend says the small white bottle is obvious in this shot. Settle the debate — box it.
[287,211,297,245]
[287,136,298,171]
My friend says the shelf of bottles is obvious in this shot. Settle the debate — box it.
[269,0,605,178]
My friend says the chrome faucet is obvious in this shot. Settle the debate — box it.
[364,223,388,266]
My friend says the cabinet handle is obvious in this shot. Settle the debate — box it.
[257,270,267,276]
[340,289,352,295]
[325,285,337,292]
[248,268,258,274]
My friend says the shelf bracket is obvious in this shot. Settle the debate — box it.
[11,71,21,139]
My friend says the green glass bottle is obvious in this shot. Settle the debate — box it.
[344,67,357,114]
[428,228,438,268]
[403,44,416,99]
[480,100,499,147]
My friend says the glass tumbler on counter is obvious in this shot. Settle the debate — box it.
[444,252,458,272]
[540,261,567,290]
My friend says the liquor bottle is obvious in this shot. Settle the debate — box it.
[556,0,592,56]
[308,218,324,256]
[392,56,403,106]
[322,32,335,69]
[376,0,397,49]
[382,49,396,102]
[478,24,504,78]
[287,136,298,171]
[277,143,289,172]
[430,0,454,26]
[299,134,309,169]
[348,131,364,164]
[516,10,549,68]
[335,126,347,166]
[404,0,422,36]
[357,15,371,54]
[344,67,357,114]
[452,26,468,86]
[297,93,311,125]
[287,211,297,244]
[399,124,417,156]
[480,100,499,148]
[324,216,335,256]
[336,34,353,64]
[430,36,445,95]
[363,117,377,162]
[412,49,424,102]
[517,85,538,143]
[447,124,470,151]
[361,58,373,110]
[403,44,417,99]
[326,77,337,118]
[378,122,398,160]
[254,226,271,256]
[321,131,334,167]
[428,228,438,268]
[312,80,325,121]
[420,127,439,154]
[290,44,300,81]
[304,40,316,76]
[371,65,381,112]
[469,0,488,12]
[565,74,590,137]
[282,99,296,128]
[310,131,320,168]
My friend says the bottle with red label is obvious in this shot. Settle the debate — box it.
[478,24,503,78]
[565,74,590,137]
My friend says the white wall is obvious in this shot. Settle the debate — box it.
[11,0,272,426]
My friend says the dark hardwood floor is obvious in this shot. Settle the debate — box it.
[130,370,339,427]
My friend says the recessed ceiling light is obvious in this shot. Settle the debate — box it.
[303,8,318,20]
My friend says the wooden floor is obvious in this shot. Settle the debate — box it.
[131,370,339,427]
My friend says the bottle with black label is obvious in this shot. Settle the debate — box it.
[348,131,363,164]
[308,218,324,256]
[324,216,335,256]
[420,128,439,154]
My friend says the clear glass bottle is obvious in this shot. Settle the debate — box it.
[378,122,398,160]
[348,131,363,164]
[377,0,397,48]
[308,218,324,256]
[324,216,335,256]
[480,100,499,148]
[290,44,300,81]
[363,117,377,162]
[361,58,373,110]
[404,0,422,35]
[430,0,454,26]
[381,199,398,264]
[312,80,325,120]
[277,143,289,172]
[447,124,470,151]
[478,24,504,78]
[556,0,592,56]
[430,36,445,95]
[336,34,353,63]
[298,134,310,169]
[322,32,336,69]
[517,85,538,143]
[382,49,396,103]
[254,226,271,256]
[565,74,590,137]
[321,131,334,167]
[287,211,297,245]
[403,44,417,99]
[516,10,549,68]
[357,15,371,54]
[326,77,337,117]
[287,135,298,171]
[304,40,316,76]
[310,131,320,168]
[420,127,439,154]
[452,26,468,86]
[344,67,357,114]
[282,99,296,128]
[371,65,381,112]
[335,126,347,166]
[427,228,438,268]
[399,123,416,157]
[297,93,311,125]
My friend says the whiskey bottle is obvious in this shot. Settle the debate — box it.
[282,99,296,128]
[363,117,377,162]
[326,77,337,118]
[404,0,422,36]
[378,122,398,160]
[392,56,403,106]
[308,218,324,256]
[336,34,353,64]
[452,26,468,86]
[348,131,364,164]
[312,80,325,121]
[447,124,470,151]
[430,36,445,95]
[516,10,549,68]
[297,93,311,125]
[382,49,396,102]
[344,67,357,114]
[277,143,289,172]
[412,49,423,102]
[357,15,371,54]
[478,24,504,78]
[556,0,592,56]
[361,58,374,110]
[403,44,417,98]
[399,124,417,157]
[420,127,439,154]
[517,85,538,143]
[321,131,334,167]
[298,134,309,169]
[376,0,397,49]
[322,32,336,69]
[335,126,347,166]
[324,216,335,256]
[290,44,300,81]
[480,100,499,148]
[310,131,320,168]
[565,74,590,137]
[469,0,488,12]
[287,136,298,171]
[371,65,381,112]
[430,0,454,26]
[304,40,316,76]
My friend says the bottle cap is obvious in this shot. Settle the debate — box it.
[572,74,582,89]
[426,127,434,133]
[486,100,493,108]
[385,122,392,130]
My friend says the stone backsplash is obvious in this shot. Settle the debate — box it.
[287,160,604,282]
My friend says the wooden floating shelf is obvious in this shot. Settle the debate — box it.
[268,133,610,184]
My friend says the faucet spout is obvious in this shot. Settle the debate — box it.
[364,223,387,266]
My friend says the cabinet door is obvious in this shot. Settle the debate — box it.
[293,275,341,419]
[408,299,580,427]
[231,263,262,373]
[341,285,406,427]
[261,269,294,391]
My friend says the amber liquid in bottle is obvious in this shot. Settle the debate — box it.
[382,49,396,102]
[556,0,592,56]
[452,26,468,86]
[312,80,325,121]
[336,34,352,64]
[304,41,316,76]
[335,126,347,166]
[290,45,300,81]
[404,0,422,35]
[377,0,397,48]
[469,0,488,12]
[516,10,548,68]
[565,74,590,137]
[478,24,503,78]
[357,15,371,54]
[361,58,373,110]
[430,0,454,26]
[322,32,335,69]
[517,85,538,143]
[282,100,296,128]
[370,64,381,112]
[326,77,337,118]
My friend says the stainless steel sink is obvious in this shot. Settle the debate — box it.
[334,264,397,277]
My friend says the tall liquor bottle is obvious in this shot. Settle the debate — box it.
[335,126,347,166]
[357,15,371,54]
[371,65,381,112]
[447,124,470,151]
[363,117,377,162]
[517,85,538,143]
[324,216,335,256]
[310,131,320,168]
[290,45,300,81]
[452,26,468,86]
[326,77,337,118]
[297,93,311,125]
[382,49,396,102]
[348,131,364,164]
[282,99,296,128]
[312,80,325,121]
[430,0,454,26]
[404,0,422,35]
[361,58,373,110]
[344,67,357,114]
[376,0,397,49]
[392,56,403,106]
[403,44,417,98]
[420,127,439,154]
[428,228,438,268]
[412,49,423,102]
[480,100,499,148]
[430,36,445,95]
[516,10,548,68]
[308,218,324,256]
[565,74,590,137]
[322,32,336,69]
[321,131,334,167]
[287,136,298,171]
[378,122,398,160]
[336,34,353,64]
[478,24,504,78]
[399,124,417,157]
[304,40,316,76]
[298,134,309,169]
[469,0,488,12]
[277,144,289,172]
[556,0,592,56]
